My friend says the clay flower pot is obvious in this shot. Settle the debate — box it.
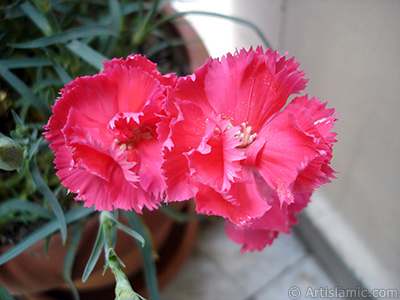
[23,202,199,300]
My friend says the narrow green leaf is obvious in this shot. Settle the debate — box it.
[0,64,51,116]
[27,137,43,161]
[0,58,52,69]
[120,2,152,16]
[0,282,15,300]
[0,206,94,265]
[63,218,86,300]
[115,221,145,246]
[48,56,72,84]
[29,156,67,244]
[10,25,118,49]
[123,211,161,300]
[31,0,52,14]
[109,0,122,31]
[82,221,105,282]
[21,1,52,36]
[65,40,109,70]
[103,211,145,246]
[11,110,25,128]
[0,198,54,220]
[32,77,63,92]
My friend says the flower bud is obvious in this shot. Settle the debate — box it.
[0,136,24,171]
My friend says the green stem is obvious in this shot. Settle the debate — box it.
[107,249,140,300]
[101,211,141,300]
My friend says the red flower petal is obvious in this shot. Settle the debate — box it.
[187,115,244,192]
[44,55,172,212]
[252,109,320,205]
[194,167,271,226]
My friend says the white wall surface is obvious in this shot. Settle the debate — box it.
[172,0,400,292]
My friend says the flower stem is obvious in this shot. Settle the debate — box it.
[100,211,142,300]
[107,248,140,300]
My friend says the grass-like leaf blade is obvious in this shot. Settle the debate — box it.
[82,220,105,282]
[29,156,68,244]
[109,0,122,31]
[0,58,52,69]
[65,40,109,70]
[63,218,86,300]
[11,25,118,49]
[123,211,161,300]
[115,221,145,246]
[21,1,52,36]
[0,64,51,116]
[48,56,72,84]
[0,198,54,220]
[0,206,94,266]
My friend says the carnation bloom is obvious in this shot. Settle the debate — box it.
[160,47,337,252]
[44,55,176,212]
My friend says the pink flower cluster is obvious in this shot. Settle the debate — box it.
[44,47,337,252]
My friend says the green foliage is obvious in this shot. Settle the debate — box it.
[0,0,190,246]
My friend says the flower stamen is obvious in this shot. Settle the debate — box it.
[234,123,257,148]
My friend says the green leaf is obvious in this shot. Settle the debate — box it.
[123,211,161,300]
[48,56,72,84]
[104,212,145,246]
[10,25,118,49]
[109,0,122,31]
[63,218,86,300]
[32,0,52,14]
[0,199,54,220]
[0,64,51,116]
[82,219,105,282]
[65,40,109,70]
[115,221,145,246]
[21,1,52,36]
[0,206,94,266]
[28,156,68,244]
[27,137,43,161]
[120,2,152,16]
[0,282,15,300]
[0,58,52,69]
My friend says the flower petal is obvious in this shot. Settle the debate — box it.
[225,178,312,253]
[187,115,244,192]
[176,47,308,133]
[162,99,207,201]
[251,109,320,205]
[194,167,270,226]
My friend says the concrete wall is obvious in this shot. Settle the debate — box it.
[172,0,400,291]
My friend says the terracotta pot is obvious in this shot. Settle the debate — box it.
[0,202,192,296]
[24,201,199,300]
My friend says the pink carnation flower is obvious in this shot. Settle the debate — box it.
[160,47,337,252]
[44,55,176,212]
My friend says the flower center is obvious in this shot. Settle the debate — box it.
[235,123,257,149]
[108,113,156,152]
[113,124,155,150]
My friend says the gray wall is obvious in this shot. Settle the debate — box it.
[172,0,400,290]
